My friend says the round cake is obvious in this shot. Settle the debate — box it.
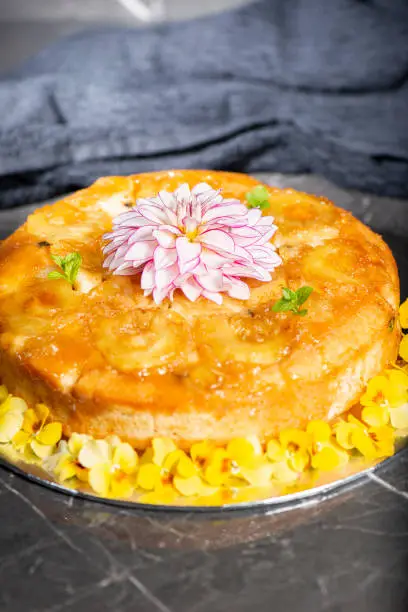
[0,170,400,448]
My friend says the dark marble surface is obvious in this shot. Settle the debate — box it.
[0,174,407,612]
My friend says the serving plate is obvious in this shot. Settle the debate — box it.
[0,177,407,511]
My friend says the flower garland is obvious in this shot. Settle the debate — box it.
[0,300,407,507]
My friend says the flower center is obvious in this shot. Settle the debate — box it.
[186,228,198,242]
[287,442,300,454]
[183,216,199,242]
[373,392,387,406]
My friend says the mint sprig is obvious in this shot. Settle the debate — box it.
[272,286,314,317]
[48,252,82,288]
[245,185,270,210]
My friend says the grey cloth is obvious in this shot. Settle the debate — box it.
[1,0,408,208]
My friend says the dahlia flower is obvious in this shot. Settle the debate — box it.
[103,182,281,304]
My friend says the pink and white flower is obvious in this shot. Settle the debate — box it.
[103,183,281,304]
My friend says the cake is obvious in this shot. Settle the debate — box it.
[0,170,400,449]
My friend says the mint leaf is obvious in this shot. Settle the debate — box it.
[272,299,295,313]
[296,309,308,317]
[295,286,314,306]
[50,254,64,267]
[272,286,314,316]
[47,271,66,281]
[245,185,270,210]
[48,252,82,287]
[282,287,294,301]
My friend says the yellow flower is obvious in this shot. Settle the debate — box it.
[389,402,408,430]
[361,370,408,410]
[203,448,233,486]
[136,463,163,491]
[226,435,263,469]
[12,403,62,458]
[79,439,138,498]
[136,441,182,492]
[264,429,310,483]
[269,460,299,484]
[279,428,310,472]
[137,440,200,493]
[0,396,27,444]
[151,437,177,466]
[53,434,90,483]
[174,452,197,478]
[306,421,349,471]
[139,485,178,505]
[173,474,217,497]
[239,461,275,486]
[361,404,390,428]
[190,440,216,466]
[400,335,408,363]
[335,415,394,460]
[399,299,408,329]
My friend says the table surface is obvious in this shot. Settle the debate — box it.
[0,174,407,612]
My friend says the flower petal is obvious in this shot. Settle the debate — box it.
[178,277,202,302]
[31,439,55,459]
[176,237,202,275]
[154,246,177,270]
[124,240,156,265]
[113,443,138,474]
[202,291,223,305]
[138,204,171,225]
[36,422,62,446]
[155,264,179,290]
[0,410,23,443]
[224,277,250,300]
[202,203,247,224]
[153,228,179,248]
[89,464,111,497]
[199,229,236,255]
[195,268,223,292]
[141,260,155,290]
[79,439,112,469]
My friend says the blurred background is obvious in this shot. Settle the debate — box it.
[0,0,407,207]
[0,0,249,73]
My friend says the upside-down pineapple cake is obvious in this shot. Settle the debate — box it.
[0,170,400,448]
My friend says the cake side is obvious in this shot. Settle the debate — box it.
[0,170,400,447]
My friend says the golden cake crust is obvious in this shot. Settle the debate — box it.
[0,170,401,447]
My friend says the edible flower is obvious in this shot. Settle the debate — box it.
[226,435,263,468]
[78,438,138,498]
[400,335,408,363]
[279,428,310,472]
[361,370,408,412]
[306,421,349,471]
[103,182,281,304]
[13,403,62,458]
[335,415,394,459]
[0,395,26,444]
[399,299,408,329]
[52,433,90,483]
[265,429,308,484]
[203,448,234,486]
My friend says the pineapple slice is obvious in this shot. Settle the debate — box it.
[26,202,110,243]
[92,310,196,372]
[302,242,359,285]
[197,312,291,366]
